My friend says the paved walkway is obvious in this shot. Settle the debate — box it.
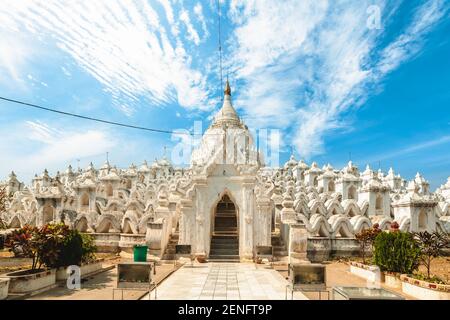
[146,262,308,300]
[28,261,179,300]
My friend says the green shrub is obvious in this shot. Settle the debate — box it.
[52,227,97,267]
[56,229,84,267]
[373,231,421,274]
[81,233,97,264]
[37,223,73,268]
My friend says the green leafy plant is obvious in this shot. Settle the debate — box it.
[4,225,36,258]
[411,272,446,284]
[355,224,382,264]
[5,223,98,271]
[28,223,68,269]
[373,231,421,274]
[56,229,84,267]
[413,231,449,280]
[81,233,97,264]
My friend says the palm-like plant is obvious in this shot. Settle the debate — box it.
[413,231,449,279]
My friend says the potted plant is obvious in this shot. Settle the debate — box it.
[3,224,61,294]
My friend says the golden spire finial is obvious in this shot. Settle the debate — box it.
[224,79,231,96]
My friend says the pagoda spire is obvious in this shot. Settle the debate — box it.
[224,79,231,96]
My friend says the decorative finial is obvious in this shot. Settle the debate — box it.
[224,80,231,96]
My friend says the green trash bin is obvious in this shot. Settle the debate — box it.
[133,245,148,262]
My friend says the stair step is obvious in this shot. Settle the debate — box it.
[209,255,240,260]
[211,240,239,245]
[211,236,238,239]
[212,234,238,238]
[210,249,239,255]
[211,245,238,249]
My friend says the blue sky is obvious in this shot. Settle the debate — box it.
[0,0,449,190]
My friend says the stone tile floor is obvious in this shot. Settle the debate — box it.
[146,262,308,300]
[27,261,178,300]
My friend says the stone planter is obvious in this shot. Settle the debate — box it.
[348,261,383,283]
[384,272,402,289]
[0,278,10,300]
[55,259,104,281]
[400,275,450,300]
[5,269,56,295]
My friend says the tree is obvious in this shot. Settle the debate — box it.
[355,224,381,264]
[413,231,449,279]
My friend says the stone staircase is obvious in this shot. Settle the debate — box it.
[271,231,288,260]
[161,230,179,260]
[209,234,239,262]
[209,203,240,262]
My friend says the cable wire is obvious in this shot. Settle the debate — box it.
[0,96,188,135]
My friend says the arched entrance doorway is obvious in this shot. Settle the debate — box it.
[209,194,239,261]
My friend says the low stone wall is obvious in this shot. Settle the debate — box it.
[55,259,104,281]
[85,232,148,253]
[307,237,331,262]
[384,272,402,289]
[348,261,383,283]
[89,233,120,253]
[307,237,359,262]
[346,262,450,300]
[0,278,9,300]
[5,269,56,294]
[118,234,146,253]
[400,275,450,300]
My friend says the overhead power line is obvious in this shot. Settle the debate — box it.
[217,0,223,99]
[0,96,187,135]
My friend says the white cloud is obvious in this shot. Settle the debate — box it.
[24,121,116,167]
[194,2,209,41]
[179,9,201,45]
[0,26,30,86]
[375,135,450,162]
[376,0,447,74]
[228,0,448,159]
[0,121,116,181]
[0,0,210,113]
[158,0,180,36]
